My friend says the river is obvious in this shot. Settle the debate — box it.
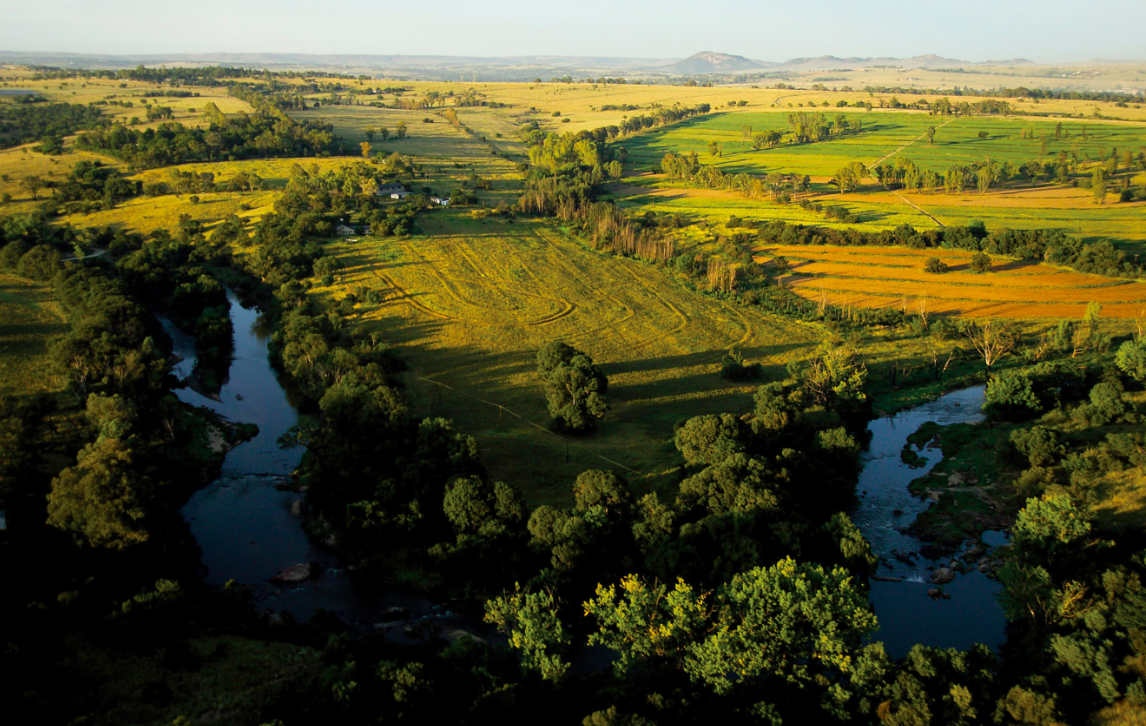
[852,385,1008,658]
[165,292,470,633]
[165,294,1006,656]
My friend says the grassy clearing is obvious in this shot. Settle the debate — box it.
[0,273,67,397]
[759,243,1146,319]
[311,212,819,506]
[60,189,279,237]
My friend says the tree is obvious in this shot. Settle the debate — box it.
[684,557,877,693]
[442,476,526,536]
[379,126,390,141]
[798,341,868,409]
[1093,167,1106,204]
[484,585,571,682]
[831,161,867,192]
[1012,494,1091,567]
[365,128,375,142]
[927,125,936,146]
[706,140,721,158]
[536,342,609,433]
[359,141,372,159]
[961,318,1018,377]
[395,121,407,139]
[20,175,44,200]
[46,438,151,550]
[674,414,747,467]
[925,257,949,274]
[1114,338,1146,382]
[985,370,1042,420]
[1071,301,1105,358]
[970,251,992,273]
[584,575,710,677]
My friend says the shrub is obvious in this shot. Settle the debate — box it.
[1010,426,1065,467]
[720,348,761,382]
[970,252,992,273]
[985,370,1042,420]
[924,257,949,274]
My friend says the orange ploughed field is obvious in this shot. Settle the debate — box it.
[756,245,1146,319]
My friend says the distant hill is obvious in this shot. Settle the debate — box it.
[659,51,773,75]
[773,54,971,71]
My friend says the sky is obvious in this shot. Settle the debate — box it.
[2,0,1144,63]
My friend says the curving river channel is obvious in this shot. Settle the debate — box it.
[164,292,470,634]
[852,386,1007,658]
[166,294,1007,656]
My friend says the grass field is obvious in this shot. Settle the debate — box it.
[0,273,67,397]
[287,106,525,203]
[760,244,1146,319]
[0,72,251,131]
[610,109,1146,255]
[311,213,820,505]
[617,111,1146,178]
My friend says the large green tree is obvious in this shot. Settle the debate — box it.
[46,437,151,550]
[685,557,877,693]
[536,342,609,433]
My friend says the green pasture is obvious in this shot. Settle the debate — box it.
[616,111,1146,177]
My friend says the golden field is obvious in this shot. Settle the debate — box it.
[761,244,1146,318]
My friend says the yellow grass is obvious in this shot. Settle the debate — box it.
[0,72,251,130]
[315,213,818,505]
[761,244,1146,319]
[0,141,124,205]
[59,190,279,237]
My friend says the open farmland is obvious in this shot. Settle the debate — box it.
[762,243,1146,318]
[0,273,67,396]
[313,213,819,505]
[617,110,1146,178]
[287,105,525,202]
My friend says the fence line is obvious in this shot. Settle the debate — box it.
[415,376,640,474]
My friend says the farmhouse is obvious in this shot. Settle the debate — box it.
[430,196,451,206]
[335,223,357,236]
[390,190,410,200]
[374,182,405,196]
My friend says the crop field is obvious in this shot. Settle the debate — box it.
[617,111,1146,178]
[760,243,1146,319]
[311,213,820,505]
[609,173,938,231]
[610,110,1146,255]
[0,273,67,397]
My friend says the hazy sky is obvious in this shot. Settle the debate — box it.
[2,0,1143,63]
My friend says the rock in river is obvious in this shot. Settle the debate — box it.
[931,567,956,584]
[271,563,313,583]
[378,606,409,622]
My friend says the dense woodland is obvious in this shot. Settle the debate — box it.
[0,98,107,148]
